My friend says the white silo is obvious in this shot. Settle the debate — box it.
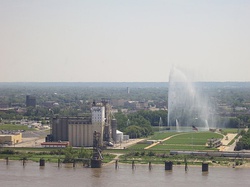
[116,130,123,143]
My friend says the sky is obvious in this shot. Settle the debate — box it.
[0,0,250,82]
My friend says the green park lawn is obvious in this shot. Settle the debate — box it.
[151,144,218,151]
[148,131,180,140]
[220,128,240,134]
[0,124,33,131]
[162,132,223,145]
[129,131,224,151]
[154,132,223,150]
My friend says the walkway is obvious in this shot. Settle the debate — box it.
[219,133,238,151]
[144,133,187,150]
[112,138,144,149]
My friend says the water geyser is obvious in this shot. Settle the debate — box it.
[167,67,213,132]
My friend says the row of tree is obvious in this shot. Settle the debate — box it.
[114,110,168,138]
[235,129,250,151]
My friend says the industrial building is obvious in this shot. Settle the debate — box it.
[26,95,36,107]
[68,122,103,147]
[68,103,105,147]
[51,116,92,142]
[0,133,22,145]
[48,99,119,147]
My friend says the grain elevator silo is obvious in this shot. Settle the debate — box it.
[111,119,117,143]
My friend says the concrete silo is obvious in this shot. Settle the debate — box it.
[111,119,117,143]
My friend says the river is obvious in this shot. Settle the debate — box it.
[0,160,249,187]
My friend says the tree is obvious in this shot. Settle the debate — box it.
[63,146,78,163]
[114,111,153,138]
[125,125,142,138]
[137,110,168,126]
[114,112,129,132]
[235,129,250,151]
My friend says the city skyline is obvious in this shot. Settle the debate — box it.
[1,0,250,82]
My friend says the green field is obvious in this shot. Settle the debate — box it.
[220,128,240,134]
[154,132,223,150]
[0,124,33,131]
[128,131,224,151]
[148,131,180,140]
[152,144,218,151]
[0,147,115,164]
[163,132,223,145]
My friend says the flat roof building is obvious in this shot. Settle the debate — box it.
[52,116,92,142]
[0,133,22,145]
[26,95,36,107]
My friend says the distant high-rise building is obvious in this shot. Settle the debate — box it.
[127,87,130,94]
[26,95,36,107]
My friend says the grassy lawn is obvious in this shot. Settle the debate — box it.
[0,124,34,131]
[126,131,223,151]
[0,147,115,164]
[148,131,180,140]
[220,128,240,134]
[163,132,223,145]
[152,144,218,151]
[0,147,64,152]
[155,132,223,151]
[0,153,62,162]
[118,151,241,166]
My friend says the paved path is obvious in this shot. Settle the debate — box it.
[144,133,188,150]
[112,138,144,149]
[219,133,238,151]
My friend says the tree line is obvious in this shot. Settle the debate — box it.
[114,110,168,138]
[235,129,250,151]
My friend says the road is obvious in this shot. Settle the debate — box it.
[14,137,45,147]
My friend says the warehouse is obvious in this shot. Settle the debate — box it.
[0,133,22,145]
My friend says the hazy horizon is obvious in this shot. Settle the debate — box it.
[1,81,250,90]
[1,1,250,82]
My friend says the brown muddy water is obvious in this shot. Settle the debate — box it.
[0,161,249,187]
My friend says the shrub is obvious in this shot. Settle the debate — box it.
[147,151,155,157]
[140,151,145,156]
[0,149,16,154]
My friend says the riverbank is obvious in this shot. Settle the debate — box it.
[1,157,250,170]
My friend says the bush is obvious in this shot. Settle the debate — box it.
[235,160,242,166]
[140,151,145,156]
[147,151,155,157]
[134,152,140,156]
[0,149,16,154]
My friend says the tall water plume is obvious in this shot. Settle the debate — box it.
[167,67,213,131]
